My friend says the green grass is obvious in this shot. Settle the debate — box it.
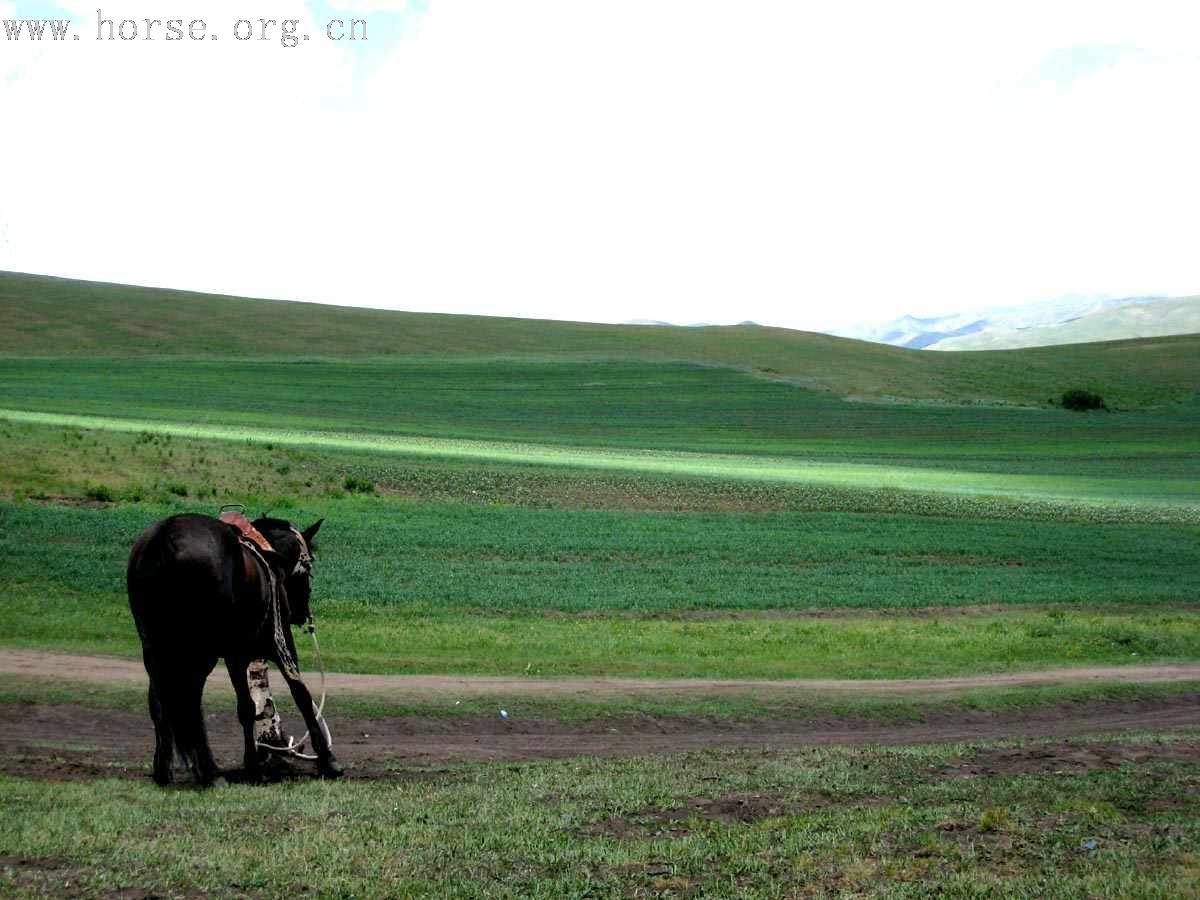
[3,298,1197,511]
[6,406,1198,509]
[4,497,1199,613]
[3,365,1198,509]
[5,416,1198,525]
[3,357,1197,466]
[6,587,1199,680]
[5,272,1199,896]
[3,498,1198,679]
[3,733,1198,897]
[4,270,1200,407]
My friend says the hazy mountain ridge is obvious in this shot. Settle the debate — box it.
[833,294,1185,350]
[932,295,1200,350]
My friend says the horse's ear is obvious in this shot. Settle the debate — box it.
[303,518,324,543]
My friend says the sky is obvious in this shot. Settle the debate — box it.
[2,1,1199,332]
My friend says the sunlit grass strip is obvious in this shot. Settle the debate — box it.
[3,407,1194,508]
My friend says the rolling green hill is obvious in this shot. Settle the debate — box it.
[3,270,1198,407]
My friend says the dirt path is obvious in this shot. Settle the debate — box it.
[3,649,1200,697]
[2,649,1199,782]
[3,693,1199,782]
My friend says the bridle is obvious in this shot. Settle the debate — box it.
[288,526,314,579]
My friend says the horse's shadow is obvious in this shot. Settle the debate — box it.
[148,755,335,788]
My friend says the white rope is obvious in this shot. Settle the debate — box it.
[255,621,331,762]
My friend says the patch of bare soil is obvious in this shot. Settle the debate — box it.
[0,856,210,900]
[582,793,837,838]
[942,740,1200,778]
[0,857,79,899]
[2,692,1200,784]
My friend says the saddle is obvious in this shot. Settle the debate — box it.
[219,511,277,556]
[221,511,289,624]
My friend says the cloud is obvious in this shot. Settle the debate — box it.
[2,0,1198,329]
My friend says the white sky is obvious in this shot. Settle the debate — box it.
[2,0,1199,331]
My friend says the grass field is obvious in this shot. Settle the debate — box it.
[3,497,1199,680]
[7,356,1197,460]
[2,272,1199,896]
[4,270,1200,407]
[2,355,1197,460]
[2,271,1190,681]
[2,358,1198,512]
[3,731,1199,897]
[1,275,1198,678]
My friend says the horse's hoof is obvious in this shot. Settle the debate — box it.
[318,758,345,780]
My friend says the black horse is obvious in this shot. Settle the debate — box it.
[127,513,341,785]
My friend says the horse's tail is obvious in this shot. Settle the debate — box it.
[143,647,215,782]
[128,517,226,784]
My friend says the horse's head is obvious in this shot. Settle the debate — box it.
[253,516,324,626]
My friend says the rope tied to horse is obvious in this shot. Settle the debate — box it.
[238,528,332,762]
[254,615,331,762]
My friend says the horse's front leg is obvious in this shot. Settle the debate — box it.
[225,655,260,781]
[275,632,342,779]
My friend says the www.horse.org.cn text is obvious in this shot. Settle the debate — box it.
[3,11,369,48]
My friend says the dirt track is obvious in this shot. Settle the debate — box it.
[3,692,1200,783]
[4,649,1200,697]
[2,650,1199,782]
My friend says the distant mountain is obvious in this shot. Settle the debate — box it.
[832,294,1184,350]
[932,295,1200,350]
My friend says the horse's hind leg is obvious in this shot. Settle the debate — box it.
[159,660,221,786]
[146,673,174,786]
[183,664,220,785]
[226,656,260,781]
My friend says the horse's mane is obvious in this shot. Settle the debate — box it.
[254,517,319,554]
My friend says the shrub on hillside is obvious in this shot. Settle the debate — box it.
[1061,389,1106,411]
[85,484,115,502]
[343,474,375,494]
